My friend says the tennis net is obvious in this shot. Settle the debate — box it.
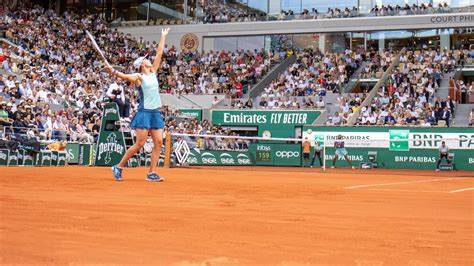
[165,132,473,171]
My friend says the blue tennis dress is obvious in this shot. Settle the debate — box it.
[130,72,165,130]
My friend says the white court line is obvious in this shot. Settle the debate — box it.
[344,178,467,189]
[368,188,448,193]
[449,188,474,193]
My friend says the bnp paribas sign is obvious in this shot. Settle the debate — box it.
[95,103,126,166]
[303,129,474,151]
[389,129,409,151]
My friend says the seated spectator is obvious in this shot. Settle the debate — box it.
[12,112,28,134]
[316,96,325,109]
[439,106,451,127]
[467,48,474,58]
[325,117,334,126]
[91,118,101,141]
[244,99,253,109]
[384,111,396,125]
[212,96,220,106]
[332,112,342,125]
[32,113,48,140]
[71,117,94,143]
[0,102,13,126]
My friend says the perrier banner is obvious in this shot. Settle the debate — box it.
[95,103,126,166]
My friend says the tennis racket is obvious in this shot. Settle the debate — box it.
[85,30,111,68]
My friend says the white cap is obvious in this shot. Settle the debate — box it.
[133,55,148,70]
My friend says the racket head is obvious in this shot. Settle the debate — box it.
[85,30,111,67]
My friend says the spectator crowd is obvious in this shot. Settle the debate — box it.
[252,48,361,109]
[356,49,459,127]
[197,1,454,23]
[0,3,277,144]
[0,2,470,151]
[164,108,250,151]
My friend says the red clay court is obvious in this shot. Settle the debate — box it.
[1,166,473,265]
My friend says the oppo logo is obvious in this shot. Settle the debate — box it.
[276,151,300,158]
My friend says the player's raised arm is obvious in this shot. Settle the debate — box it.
[152,28,170,73]
[106,66,141,84]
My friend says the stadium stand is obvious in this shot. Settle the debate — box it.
[200,0,266,24]
[354,48,465,127]
[136,2,465,26]
[0,1,472,152]
[158,49,276,96]
[0,5,281,144]
[251,48,361,109]
[276,3,454,20]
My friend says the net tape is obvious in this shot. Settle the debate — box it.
[170,132,474,143]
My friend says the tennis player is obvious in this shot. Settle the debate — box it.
[108,28,170,182]
[331,134,355,169]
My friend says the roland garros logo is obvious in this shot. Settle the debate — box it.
[180,33,199,52]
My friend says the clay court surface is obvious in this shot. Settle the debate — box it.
[1,166,473,265]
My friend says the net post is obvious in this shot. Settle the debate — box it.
[322,143,326,172]
[164,133,172,168]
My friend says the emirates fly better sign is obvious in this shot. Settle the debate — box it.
[211,110,321,138]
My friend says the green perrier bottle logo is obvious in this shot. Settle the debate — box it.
[389,130,409,151]
[104,134,116,164]
[97,132,125,165]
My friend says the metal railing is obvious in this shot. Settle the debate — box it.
[1,125,96,144]
[113,5,473,26]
